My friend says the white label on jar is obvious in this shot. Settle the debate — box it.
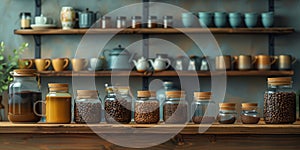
[21,19,30,28]
[132,20,136,28]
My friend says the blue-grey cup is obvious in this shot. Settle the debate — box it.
[229,12,242,28]
[244,13,258,28]
[198,12,213,27]
[261,12,274,28]
[214,12,227,28]
[182,12,195,27]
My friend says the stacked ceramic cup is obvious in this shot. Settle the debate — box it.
[244,13,258,28]
[214,12,227,28]
[198,12,213,27]
[261,12,274,28]
[229,12,242,28]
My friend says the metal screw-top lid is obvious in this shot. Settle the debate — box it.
[148,16,157,19]
[117,16,126,20]
[268,77,292,86]
[131,16,142,20]
[163,16,173,19]
[11,69,37,77]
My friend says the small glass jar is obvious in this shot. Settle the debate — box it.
[217,103,237,124]
[163,91,188,124]
[75,90,101,123]
[104,86,132,124]
[163,16,173,28]
[116,16,127,28]
[20,12,31,29]
[241,103,260,124]
[101,16,112,28]
[191,92,216,124]
[134,91,159,124]
[131,16,142,28]
[8,69,41,123]
[264,77,296,124]
[148,16,157,28]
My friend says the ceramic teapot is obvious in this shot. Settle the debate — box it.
[132,57,149,72]
[103,45,135,70]
[149,55,171,71]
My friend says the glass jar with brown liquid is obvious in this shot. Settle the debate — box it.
[8,69,41,123]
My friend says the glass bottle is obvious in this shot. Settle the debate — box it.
[75,90,101,123]
[20,12,31,29]
[101,16,112,28]
[131,16,142,28]
[217,103,236,124]
[134,91,159,124]
[241,103,260,124]
[104,85,132,124]
[163,91,188,124]
[264,77,296,124]
[147,16,157,28]
[163,16,173,28]
[191,92,216,124]
[116,16,127,28]
[8,69,41,123]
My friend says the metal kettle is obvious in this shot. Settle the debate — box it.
[78,8,96,28]
[103,45,135,70]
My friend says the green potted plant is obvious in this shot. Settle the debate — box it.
[0,41,28,121]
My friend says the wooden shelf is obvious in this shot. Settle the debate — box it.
[37,70,294,77]
[14,27,295,35]
[1,121,300,134]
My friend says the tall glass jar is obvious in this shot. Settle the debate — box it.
[101,16,112,28]
[131,16,142,28]
[147,16,157,28]
[104,85,132,124]
[116,16,127,28]
[8,69,41,123]
[163,16,173,28]
[20,12,31,29]
[75,90,101,123]
[217,103,237,124]
[134,91,159,124]
[241,103,260,124]
[163,91,188,124]
[264,77,296,124]
[191,92,216,124]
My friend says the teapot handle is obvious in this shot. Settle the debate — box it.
[163,58,171,69]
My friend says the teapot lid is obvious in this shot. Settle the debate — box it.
[83,8,93,13]
[111,45,129,55]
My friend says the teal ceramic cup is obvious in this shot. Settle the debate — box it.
[244,13,258,28]
[261,12,274,28]
[182,12,195,27]
[229,12,242,28]
[198,12,213,27]
[214,12,227,28]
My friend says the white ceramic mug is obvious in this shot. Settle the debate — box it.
[35,14,47,24]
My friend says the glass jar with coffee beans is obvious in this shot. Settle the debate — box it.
[264,77,296,124]
[163,91,188,124]
[134,91,159,124]
[241,103,260,124]
[74,90,101,124]
[191,92,216,124]
[217,103,237,124]
[104,85,132,124]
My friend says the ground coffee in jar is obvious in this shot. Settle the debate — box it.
[163,91,188,124]
[191,92,216,124]
[217,103,237,124]
[134,91,159,124]
[264,77,296,124]
[241,103,260,124]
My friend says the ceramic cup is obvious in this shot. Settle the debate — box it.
[255,54,277,70]
[244,13,258,28]
[214,12,227,28]
[261,12,274,28]
[71,58,88,71]
[34,58,51,71]
[35,14,47,24]
[198,12,213,27]
[182,12,195,27]
[233,55,257,70]
[276,54,296,70]
[18,59,34,69]
[229,12,242,28]
[52,58,69,72]
[215,55,232,70]
[89,57,104,71]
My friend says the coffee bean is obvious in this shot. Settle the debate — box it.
[192,116,215,124]
[105,98,131,124]
[74,99,101,123]
[241,115,260,124]
[134,101,159,124]
[218,116,236,124]
[163,103,188,124]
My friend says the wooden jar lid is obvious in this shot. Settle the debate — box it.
[219,103,236,107]
[48,83,69,92]
[165,91,185,98]
[268,77,292,85]
[137,91,151,98]
[194,92,212,100]
[77,90,98,98]
[150,91,156,97]
[12,69,37,77]
[242,103,258,110]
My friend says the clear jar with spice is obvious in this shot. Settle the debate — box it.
[134,91,159,124]
[116,16,127,28]
[264,77,296,124]
[101,16,112,28]
[75,90,101,123]
[8,69,41,123]
[191,92,216,124]
[131,16,142,28]
[217,103,237,124]
[147,16,157,28]
[163,16,173,28]
[163,91,188,124]
[20,12,31,29]
[104,85,132,124]
[241,103,260,124]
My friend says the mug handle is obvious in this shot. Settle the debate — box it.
[33,100,46,117]
[251,56,257,64]
[44,59,51,70]
[292,57,297,64]
[83,59,89,69]
[270,56,278,65]
[163,58,171,69]
[63,58,70,69]
[27,59,34,69]
[231,56,238,64]
[43,17,47,24]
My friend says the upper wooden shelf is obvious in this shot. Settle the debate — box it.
[37,70,294,77]
[14,27,295,35]
[1,121,300,134]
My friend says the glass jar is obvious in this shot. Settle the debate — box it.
[75,90,101,123]
[104,85,132,124]
[20,12,31,29]
[191,92,216,124]
[241,103,260,124]
[116,16,127,28]
[217,103,237,124]
[8,69,41,123]
[163,16,173,28]
[264,77,296,124]
[134,91,159,124]
[131,16,142,28]
[101,16,112,28]
[147,16,157,28]
[156,81,176,121]
[163,91,188,124]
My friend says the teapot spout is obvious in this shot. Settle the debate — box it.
[128,53,136,63]
[132,59,137,66]
[148,59,154,66]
